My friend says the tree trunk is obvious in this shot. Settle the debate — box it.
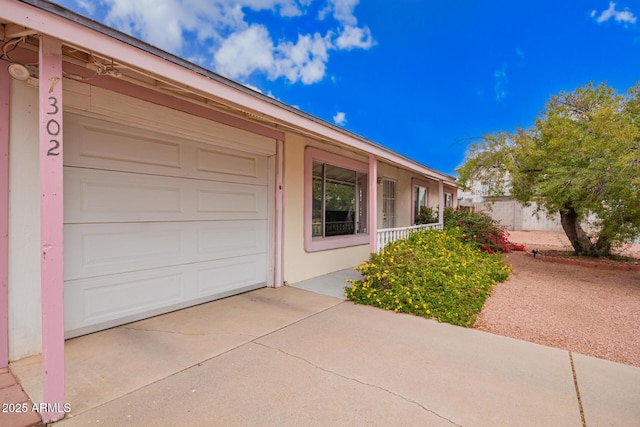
[559,202,599,256]
[594,234,612,257]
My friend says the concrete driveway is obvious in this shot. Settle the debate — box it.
[9,270,640,426]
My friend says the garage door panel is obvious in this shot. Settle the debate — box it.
[195,146,268,184]
[196,256,267,296]
[64,255,267,338]
[196,188,263,214]
[65,168,268,223]
[73,272,184,322]
[65,168,185,221]
[65,113,186,174]
[65,113,270,185]
[65,220,268,280]
[196,221,267,257]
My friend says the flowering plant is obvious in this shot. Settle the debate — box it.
[345,229,510,326]
[444,209,525,254]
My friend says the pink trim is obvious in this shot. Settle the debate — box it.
[6,47,285,141]
[1,2,454,184]
[0,60,10,368]
[368,155,378,252]
[304,147,369,252]
[62,62,285,141]
[274,139,284,287]
[438,181,445,224]
[39,37,65,423]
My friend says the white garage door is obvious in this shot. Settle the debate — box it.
[63,112,275,338]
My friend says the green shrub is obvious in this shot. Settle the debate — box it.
[345,229,510,326]
[443,208,525,254]
[415,206,438,225]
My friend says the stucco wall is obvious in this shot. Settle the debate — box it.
[282,135,455,284]
[474,200,563,232]
[282,133,371,284]
[8,79,42,361]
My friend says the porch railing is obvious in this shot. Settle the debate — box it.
[376,223,443,252]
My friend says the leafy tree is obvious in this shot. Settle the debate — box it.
[457,82,640,257]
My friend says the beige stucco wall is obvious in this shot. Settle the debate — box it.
[8,79,42,361]
[282,134,457,284]
[282,133,371,284]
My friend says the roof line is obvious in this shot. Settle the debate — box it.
[16,0,457,183]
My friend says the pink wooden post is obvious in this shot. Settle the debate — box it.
[274,139,284,287]
[0,60,10,368]
[368,154,378,252]
[438,180,445,224]
[39,36,65,423]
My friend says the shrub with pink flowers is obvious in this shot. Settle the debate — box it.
[443,209,525,254]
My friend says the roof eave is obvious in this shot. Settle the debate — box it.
[5,0,457,185]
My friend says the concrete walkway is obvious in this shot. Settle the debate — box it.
[6,272,640,426]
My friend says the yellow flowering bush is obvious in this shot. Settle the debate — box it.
[345,228,510,327]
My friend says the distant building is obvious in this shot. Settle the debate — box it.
[457,180,563,232]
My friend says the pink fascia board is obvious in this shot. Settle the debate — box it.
[0,60,10,368]
[61,62,285,141]
[1,1,454,184]
[304,147,370,252]
[39,36,66,424]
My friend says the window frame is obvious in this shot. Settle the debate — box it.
[444,191,454,208]
[411,178,431,225]
[304,147,370,252]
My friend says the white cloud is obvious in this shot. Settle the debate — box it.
[333,111,347,125]
[494,65,508,101]
[214,25,275,79]
[86,0,373,85]
[592,2,637,25]
[515,48,525,66]
[319,0,360,26]
[320,0,375,51]
[75,0,96,14]
[335,25,374,50]
[273,33,332,84]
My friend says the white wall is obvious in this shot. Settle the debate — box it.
[473,200,563,232]
[8,79,42,361]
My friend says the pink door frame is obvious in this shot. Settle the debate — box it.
[0,60,10,369]
[39,36,66,424]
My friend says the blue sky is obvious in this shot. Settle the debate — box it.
[51,0,640,175]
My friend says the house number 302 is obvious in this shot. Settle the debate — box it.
[46,96,61,156]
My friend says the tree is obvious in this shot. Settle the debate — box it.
[457,82,640,257]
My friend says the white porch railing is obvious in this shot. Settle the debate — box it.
[376,223,443,252]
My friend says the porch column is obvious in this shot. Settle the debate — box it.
[274,139,284,287]
[0,60,10,368]
[438,180,444,224]
[39,36,65,423]
[368,154,378,252]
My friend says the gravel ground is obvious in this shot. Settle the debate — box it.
[475,231,640,367]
